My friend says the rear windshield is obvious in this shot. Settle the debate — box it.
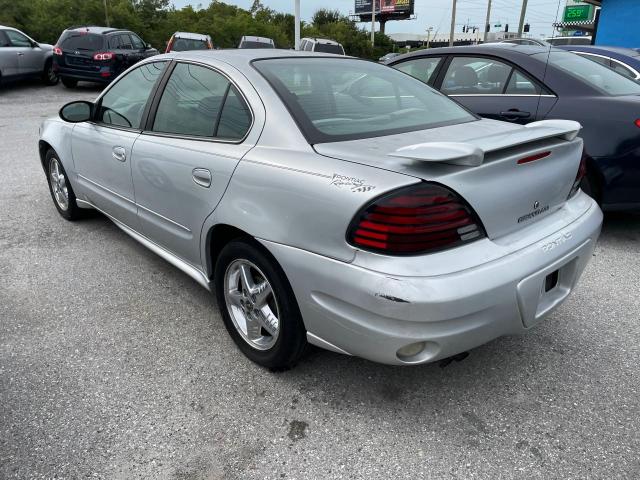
[314,43,344,55]
[254,58,476,143]
[240,41,273,49]
[172,38,209,51]
[59,32,104,51]
[538,51,640,96]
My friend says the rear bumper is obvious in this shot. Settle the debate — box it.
[54,65,113,83]
[260,192,603,365]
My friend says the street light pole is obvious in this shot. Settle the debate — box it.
[294,0,300,50]
[449,0,457,47]
[483,0,491,43]
[518,0,528,36]
[104,0,109,27]
[371,0,376,46]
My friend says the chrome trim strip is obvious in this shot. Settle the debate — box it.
[306,332,352,356]
[77,174,136,205]
[80,199,210,291]
[449,94,557,98]
[573,51,640,79]
[136,203,192,233]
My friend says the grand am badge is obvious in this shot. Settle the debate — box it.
[330,174,375,193]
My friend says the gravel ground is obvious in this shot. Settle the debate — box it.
[1,80,639,480]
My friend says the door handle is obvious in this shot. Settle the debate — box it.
[112,146,126,162]
[500,110,531,120]
[17,52,24,56]
[192,168,212,188]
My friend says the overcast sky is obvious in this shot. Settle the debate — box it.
[170,0,566,38]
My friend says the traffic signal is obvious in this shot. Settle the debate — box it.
[462,25,467,33]
[505,24,509,32]
[486,23,490,32]
[524,23,530,33]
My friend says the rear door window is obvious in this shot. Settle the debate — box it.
[0,31,10,47]
[505,71,541,95]
[152,63,252,139]
[441,57,512,95]
[393,57,443,85]
[130,33,145,50]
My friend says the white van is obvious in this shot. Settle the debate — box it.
[299,37,345,55]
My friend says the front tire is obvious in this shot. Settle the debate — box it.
[61,77,77,88]
[45,149,82,221]
[214,240,307,370]
[42,60,58,86]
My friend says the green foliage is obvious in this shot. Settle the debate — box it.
[0,0,393,59]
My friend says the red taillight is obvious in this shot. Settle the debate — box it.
[93,52,114,61]
[165,39,173,53]
[635,119,640,128]
[569,150,588,198]
[53,46,62,55]
[347,183,485,255]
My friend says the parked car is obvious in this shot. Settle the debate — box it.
[166,32,213,53]
[379,52,400,62]
[0,25,58,86]
[40,50,601,369]
[488,38,551,47]
[547,36,592,46]
[53,26,158,88]
[300,37,345,55]
[238,36,274,49]
[558,45,640,82]
[388,45,640,211]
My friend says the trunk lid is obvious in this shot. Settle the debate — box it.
[314,118,583,239]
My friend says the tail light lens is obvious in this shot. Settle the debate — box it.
[165,39,173,53]
[347,182,486,255]
[569,150,588,198]
[53,46,62,55]
[93,52,114,61]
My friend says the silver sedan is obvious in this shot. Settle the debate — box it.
[39,50,602,368]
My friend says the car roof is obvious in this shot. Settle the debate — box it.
[173,31,209,40]
[65,26,131,35]
[155,49,351,67]
[301,37,341,45]
[240,36,274,43]
[559,45,640,59]
[389,43,557,63]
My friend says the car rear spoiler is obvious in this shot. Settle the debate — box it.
[388,119,581,166]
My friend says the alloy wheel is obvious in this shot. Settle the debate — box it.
[49,157,69,211]
[224,259,280,350]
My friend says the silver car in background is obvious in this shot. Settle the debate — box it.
[39,50,602,369]
[0,25,58,86]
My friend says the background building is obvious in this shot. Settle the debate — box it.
[586,0,640,48]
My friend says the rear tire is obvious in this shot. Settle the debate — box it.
[61,77,77,88]
[42,60,58,86]
[580,172,601,205]
[45,149,82,221]
[214,240,307,370]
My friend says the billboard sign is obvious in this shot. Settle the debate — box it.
[355,0,414,15]
[563,5,593,22]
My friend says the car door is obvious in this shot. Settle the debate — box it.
[71,61,168,228]
[0,30,20,77]
[435,56,547,124]
[130,61,256,266]
[4,29,38,75]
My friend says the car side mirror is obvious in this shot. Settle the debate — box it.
[59,101,93,123]
[146,43,152,49]
[31,40,39,48]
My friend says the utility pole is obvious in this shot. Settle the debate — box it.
[294,0,300,50]
[449,0,457,47]
[371,0,376,46]
[483,0,491,43]
[518,0,528,36]
[103,0,109,27]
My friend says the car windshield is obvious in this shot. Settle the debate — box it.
[538,51,640,96]
[314,43,344,55]
[240,41,273,49]
[172,38,209,51]
[60,32,104,50]
[254,58,476,143]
